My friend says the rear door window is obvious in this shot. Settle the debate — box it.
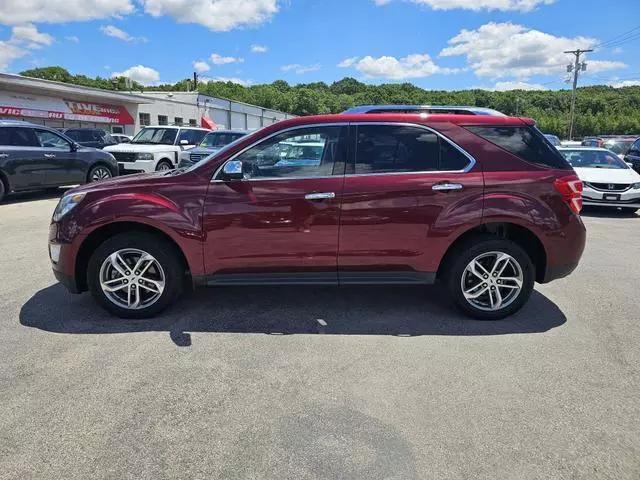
[466,125,571,169]
[353,125,471,174]
[0,127,39,147]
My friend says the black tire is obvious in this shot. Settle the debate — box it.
[0,176,6,202]
[87,232,184,319]
[444,235,535,320]
[88,164,113,183]
[156,159,173,171]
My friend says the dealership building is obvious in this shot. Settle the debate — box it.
[0,73,294,136]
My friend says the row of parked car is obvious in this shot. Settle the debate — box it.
[0,120,247,202]
[541,133,640,213]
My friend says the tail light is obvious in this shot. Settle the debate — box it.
[554,175,583,214]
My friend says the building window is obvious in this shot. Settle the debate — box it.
[158,115,168,125]
[189,118,197,126]
[139,113,150,126]
[112,126,124,134]
[174,117,183,126]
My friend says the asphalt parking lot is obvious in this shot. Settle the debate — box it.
[0,191,639,480]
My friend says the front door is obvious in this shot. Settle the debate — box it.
[202,124,349,284]
[34,129,85,185]
[338,123,484,283]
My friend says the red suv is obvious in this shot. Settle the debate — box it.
[49,108,586,320]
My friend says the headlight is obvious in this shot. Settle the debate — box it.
[632,182,640,189]
[53,193,86,222]
[135,153,154,160]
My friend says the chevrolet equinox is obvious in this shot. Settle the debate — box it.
[49,107,586,320]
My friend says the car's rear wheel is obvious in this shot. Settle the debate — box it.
[156,160,173,171]
[88,165,113,182]
[445,236,535,320]
[87,233,184,318]
[0,176,6,203]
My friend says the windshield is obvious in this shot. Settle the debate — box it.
[560,149,629,169]
[200,132,245,148]
[603,140,634,155]
[131,128,177,145]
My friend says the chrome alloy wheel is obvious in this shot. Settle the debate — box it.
[91,166,112,182]
[461,251,524,312]
[99,249,165,310]
[157,162,172,171]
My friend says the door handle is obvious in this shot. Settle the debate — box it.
[44,153,56,159]
[0,153,8,158]
[432,183,463,191]
[305,192,336,201]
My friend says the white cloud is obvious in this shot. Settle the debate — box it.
[100,25,147,42]
[65,36,80,43]
[373,0,554,12]
[337,57,359,68]
[251,44,268,53]
[281,63,321,74]
[193,60,210,73]
[440,22,626,79]
[610,80,640,88]
[199,76,252,86]
[493,80,547,91]
[210,53,243,65]
[0,0,134,24]
[0,41,27,69]
[11,24,54,46]
[339,53,458,80]
[111,65,160,85]
[140,0,279,31]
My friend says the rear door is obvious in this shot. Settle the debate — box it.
[338,122,484,283]
[625,139,640,173]
[0,127,46,190]
[202,124,349,282]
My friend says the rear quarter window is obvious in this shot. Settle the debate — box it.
[466,125,571,170]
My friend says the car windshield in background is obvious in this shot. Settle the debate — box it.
[131,128,177,145]
[200,132,244,148]
[560,149,629,169]
[603,140,634,155]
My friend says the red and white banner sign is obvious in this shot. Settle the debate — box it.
[0,92,134,124]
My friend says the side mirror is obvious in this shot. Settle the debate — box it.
[221,160,244,180]
[179,139,189,146]
[70,142,78,152]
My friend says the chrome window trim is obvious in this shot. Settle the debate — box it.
[211,121,477,183]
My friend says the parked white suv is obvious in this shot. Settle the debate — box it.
[104,126,209,173]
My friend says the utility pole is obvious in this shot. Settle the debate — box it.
[565,48,592,140]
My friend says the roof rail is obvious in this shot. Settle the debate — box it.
[343,105,506,116]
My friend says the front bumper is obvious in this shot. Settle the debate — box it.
[582,186,640,208]
[49,223,83,293]
[117,159,157,175]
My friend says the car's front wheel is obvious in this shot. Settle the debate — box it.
[87,233,184,318]
[88,164,113,183]
[445,236,535,320]
[156,160,173,171]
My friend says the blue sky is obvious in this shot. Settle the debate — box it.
[0,0,639,91]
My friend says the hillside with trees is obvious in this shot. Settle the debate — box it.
[19,66,640,138]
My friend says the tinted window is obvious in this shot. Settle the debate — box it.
[35,129,70,149]
[467,125,570,169]
[0,127,39,146]
[65,130,93,142]
[231,126,347,179]
[355,125,439,174]
[354,125,470,174]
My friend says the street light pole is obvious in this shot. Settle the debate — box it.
[564,48,593,141]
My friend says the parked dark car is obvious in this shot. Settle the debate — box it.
[0,120,118,202]
[60,128,118,149]
[49,108,586,320]
[625,137,640,173]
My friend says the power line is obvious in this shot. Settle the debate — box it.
[564,49,593,140]
[594,25,640,49]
